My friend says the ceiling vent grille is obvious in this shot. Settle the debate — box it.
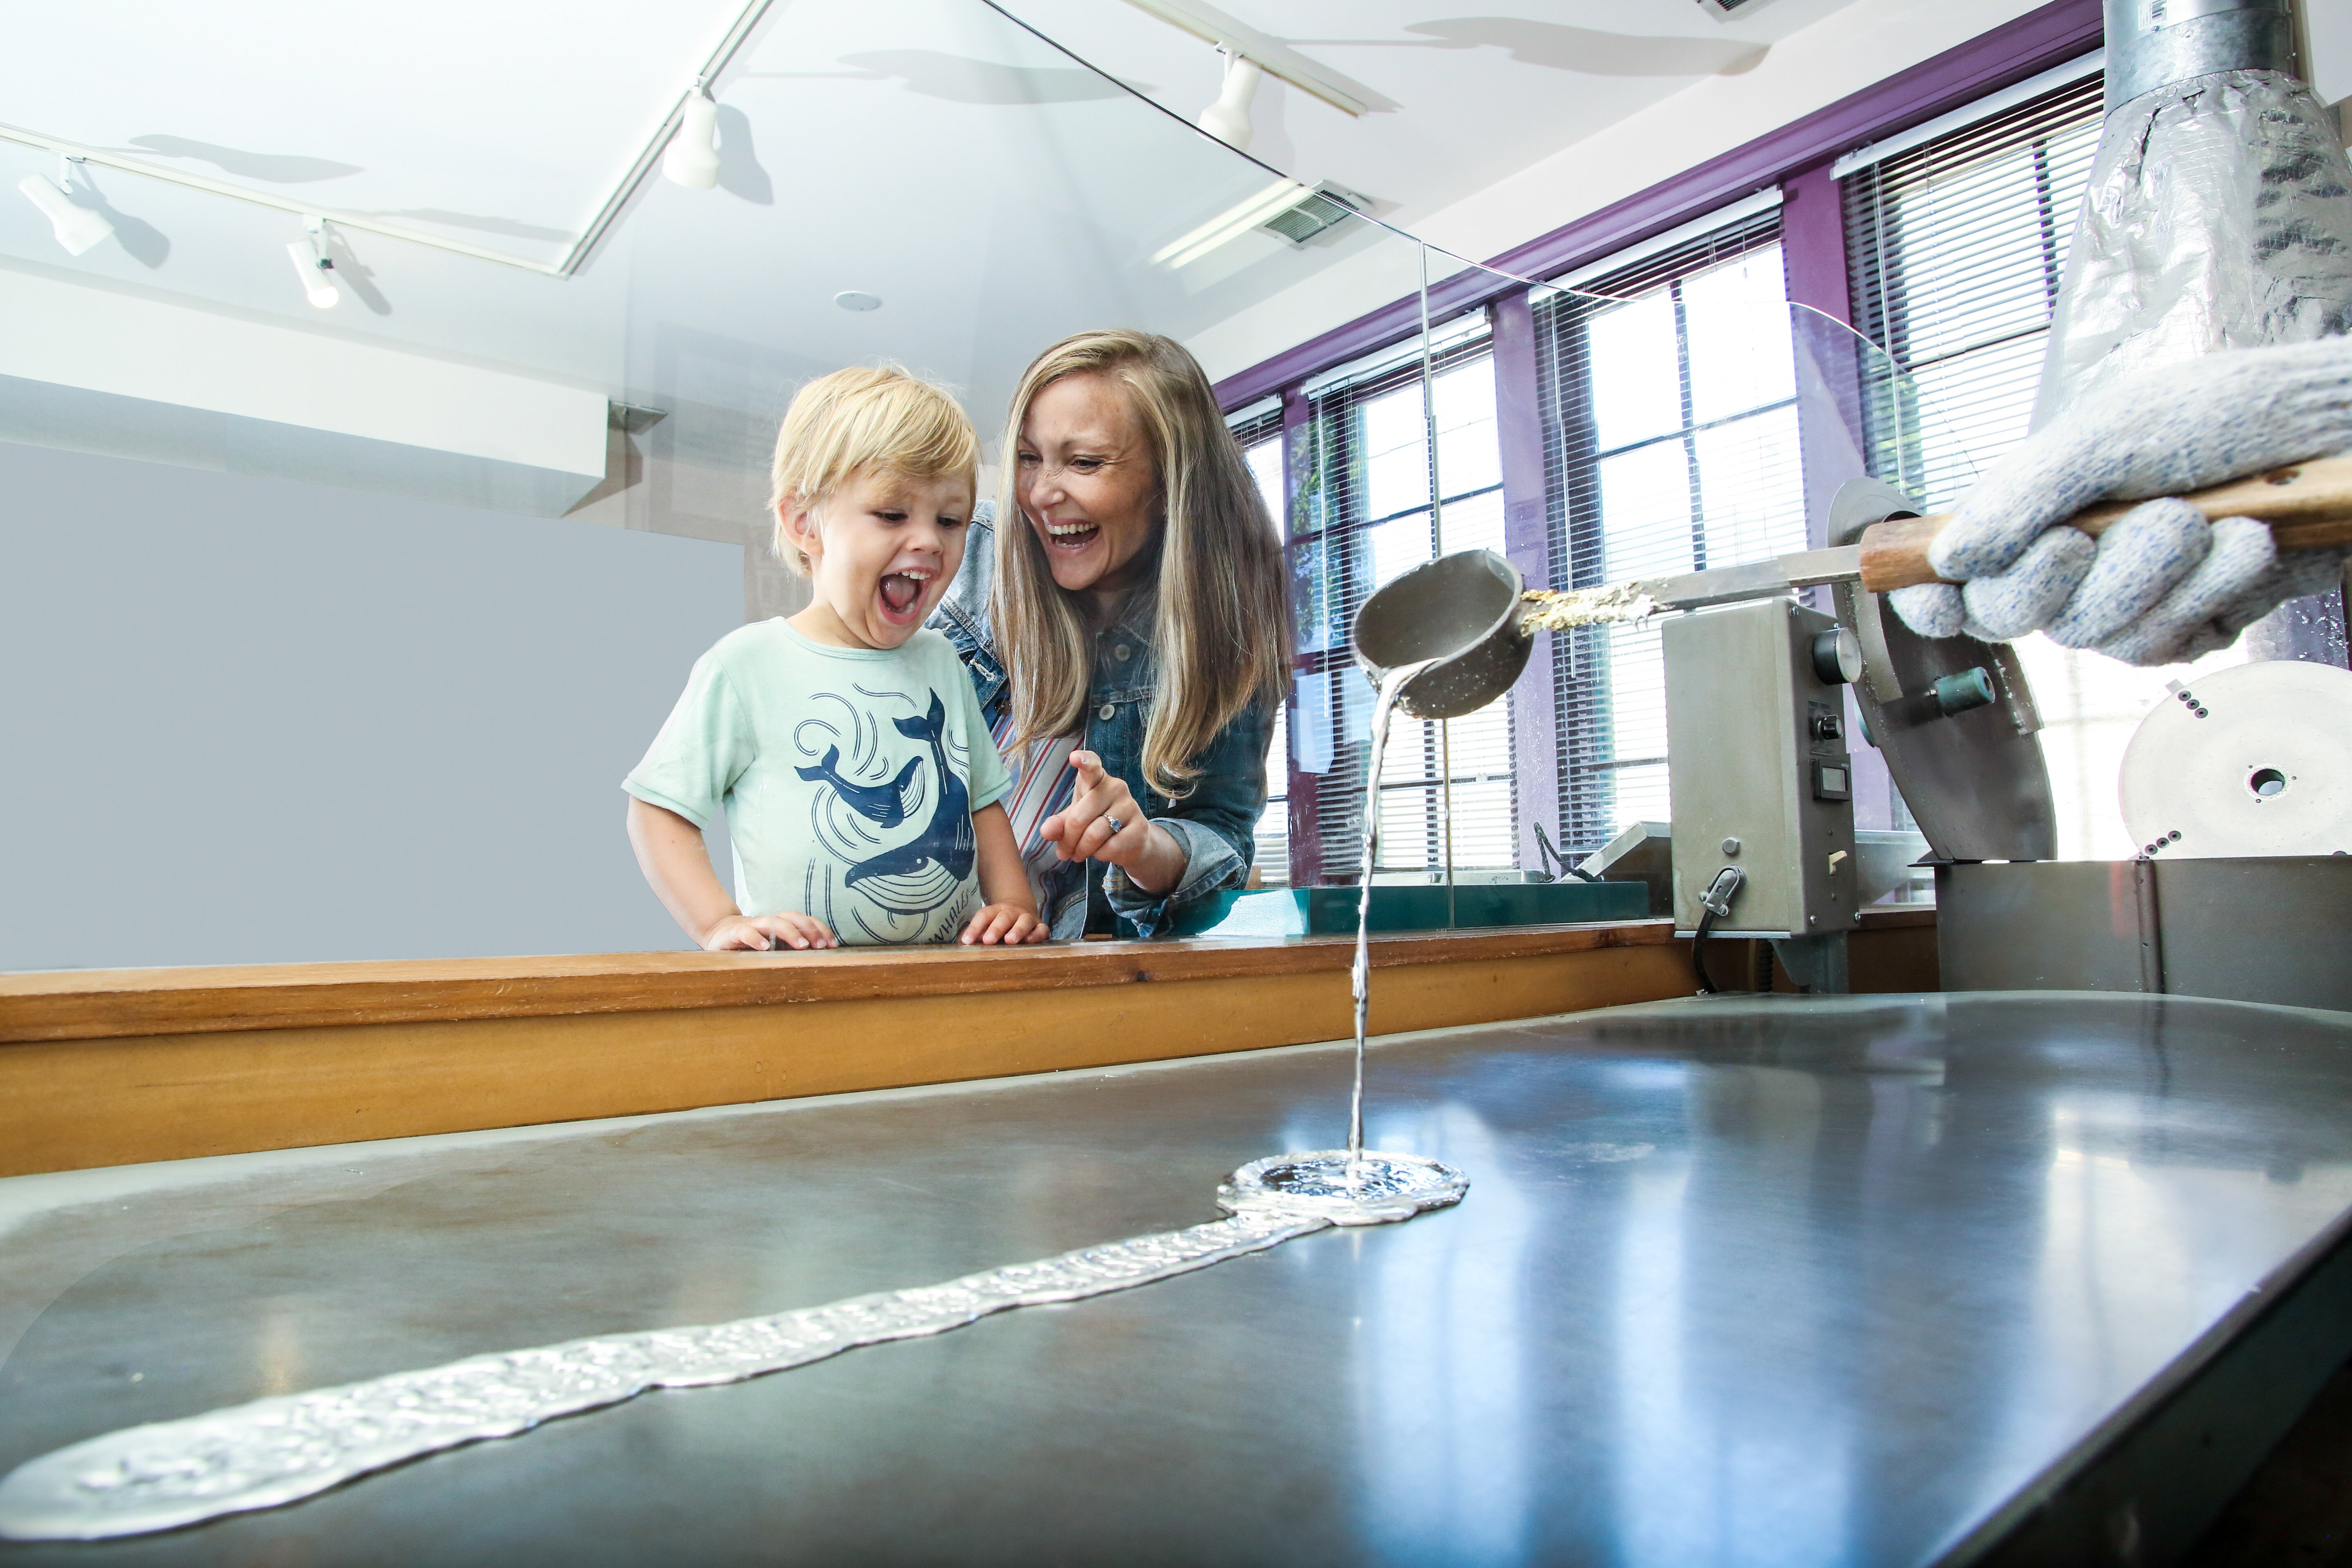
[1261,183,1366,246]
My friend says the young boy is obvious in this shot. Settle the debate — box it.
[624,365,1047,950]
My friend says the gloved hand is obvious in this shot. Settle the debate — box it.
[1888,337,2352,665]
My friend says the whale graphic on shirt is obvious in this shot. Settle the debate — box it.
[791,690,976,924]
[793,746,922,827]
[841,690,974,904]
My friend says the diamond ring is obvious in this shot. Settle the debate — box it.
[1105,815,1125,835]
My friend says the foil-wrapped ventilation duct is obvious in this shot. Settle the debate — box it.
[2034,0,2352,425]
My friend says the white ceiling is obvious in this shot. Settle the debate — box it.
[0,0,1869,536]
[1004,0,1856,232]
[3,0,751,269]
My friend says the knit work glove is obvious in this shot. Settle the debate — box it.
[1888,337,2352,666]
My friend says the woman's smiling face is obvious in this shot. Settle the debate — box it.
[1016,372,1161,609]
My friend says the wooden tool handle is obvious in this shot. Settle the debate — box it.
[1856,452,2352,592]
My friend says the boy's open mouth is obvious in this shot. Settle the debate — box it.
[1045,519,1099,550]
[877,570,929,622]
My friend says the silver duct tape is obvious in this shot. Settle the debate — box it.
[0,1156,1466,1542]
[2103,0,2297,112]
[2036,70,2352,427]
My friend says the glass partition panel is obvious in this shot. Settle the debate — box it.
[0,0,1996,964]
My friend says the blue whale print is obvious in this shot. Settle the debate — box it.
[843,691,974,896]
[794,746,922,826]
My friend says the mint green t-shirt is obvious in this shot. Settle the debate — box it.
[625,620,1012,946]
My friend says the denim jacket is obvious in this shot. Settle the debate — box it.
[929,513,1270,939]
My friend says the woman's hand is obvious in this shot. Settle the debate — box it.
[1038,751,1189,898]
[961,904,1049,945]
[702,912,837,951]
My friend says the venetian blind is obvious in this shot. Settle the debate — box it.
[1842,67,2104,509]
[1227,403,1290,885]
[1531,206,1800,857]
[1292,321,1509,884]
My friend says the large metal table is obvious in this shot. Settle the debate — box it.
[4,991,2351,1565]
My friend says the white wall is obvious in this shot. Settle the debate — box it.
[0,440,741,970]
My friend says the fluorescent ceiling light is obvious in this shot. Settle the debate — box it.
[663,91,721,189]
[17,171,113,256]
[1151,178,1308,268]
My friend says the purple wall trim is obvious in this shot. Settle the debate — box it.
[1278,385,1322,887]
[1487,292,1561,871]
[1214,0,2103,411]
[1777,161,1852,330]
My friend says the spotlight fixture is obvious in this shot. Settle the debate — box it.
[287,218,339,309]
[834,290,880,312]
[1196,51,1263,151]
[17,158,114,256]
[663,89,722,189]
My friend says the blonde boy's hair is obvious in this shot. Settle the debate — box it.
[768,364,980,575]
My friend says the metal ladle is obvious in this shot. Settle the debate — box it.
[1349,549,1532,719]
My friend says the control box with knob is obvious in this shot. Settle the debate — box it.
[1663,599,1862,938]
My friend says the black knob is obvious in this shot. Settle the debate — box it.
[1811,627,1862,685]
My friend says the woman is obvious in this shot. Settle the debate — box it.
[931,330,1290,939]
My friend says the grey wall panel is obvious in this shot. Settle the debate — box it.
[2154,857,2352,1012]
[1937,857,2352,1010]
[1936,860,2152,993]
[0,439,739,970]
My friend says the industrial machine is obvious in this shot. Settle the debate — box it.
[1352,470,2350,1007]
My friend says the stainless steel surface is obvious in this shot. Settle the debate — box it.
[2120,661,2352,858]
[5,994,2352,1564]
[1642,543,1864,613]
[1349,548,1531,720]
[2102,0,2297,112]
[1665,599,1860,938]
[1828,479,2058,864]
[1937,856,2352,1009]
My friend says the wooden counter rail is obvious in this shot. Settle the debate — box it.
[0,911,1936,1178]
[0,922,1673,1044]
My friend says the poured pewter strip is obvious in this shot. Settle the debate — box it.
[0,1156,1465,1543]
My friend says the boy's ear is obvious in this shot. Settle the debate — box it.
[777,497,821,567]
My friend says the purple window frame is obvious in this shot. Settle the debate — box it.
[1241,0,2103,882]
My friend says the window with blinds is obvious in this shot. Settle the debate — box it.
[1840,60,2221,861]
[1288,322,1508,883]
[1229,403,1290,885]
[1843,70,2103,510]
[1531,207,1802,856]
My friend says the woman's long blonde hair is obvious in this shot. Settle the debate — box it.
[994,330,1290,798]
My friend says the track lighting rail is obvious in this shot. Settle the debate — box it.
[0,0,778,279]
[1116,0,1369,117]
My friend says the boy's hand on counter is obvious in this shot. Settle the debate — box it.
[703,912,837,951]
[961,904,1049,946]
